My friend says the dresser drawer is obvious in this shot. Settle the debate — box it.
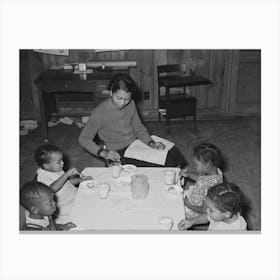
[42,81,96,93]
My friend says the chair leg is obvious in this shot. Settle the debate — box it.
[166,118,171,134]
[158,111,161,122]
[193,114,197,133]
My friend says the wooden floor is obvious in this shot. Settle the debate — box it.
[20,117,261,230]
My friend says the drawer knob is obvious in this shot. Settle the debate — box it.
[64,84,68,88]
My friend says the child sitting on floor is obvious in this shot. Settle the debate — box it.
[20,181,76,230]
[34,144,91,224]
[181,143,224,219]
[178,182,248,231]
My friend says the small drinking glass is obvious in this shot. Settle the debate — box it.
[109,161,122,178]
[158,216,174,230]
[164,169,176,185]
[98,182,110,199]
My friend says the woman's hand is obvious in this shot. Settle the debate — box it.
[149,141,166,150]
[80,175,94,182]
[178,219,194,230]
[100,149,121,162]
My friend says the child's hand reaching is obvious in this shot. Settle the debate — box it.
[180,167,198,182]
[80,175,93,182]
[181,167,189,177]
[178,219,194,230]
[71,175,94,186]
[64,222,76,230]
[55,222,76,230]
[66,168,80,185]
[66,168,79,178]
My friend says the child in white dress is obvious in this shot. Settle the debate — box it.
[34,144,91,224]
[181,143,224,219]
[178,182,247,231]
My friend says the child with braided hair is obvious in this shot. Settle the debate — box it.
[178,182,247,230]
[181,143,224,219]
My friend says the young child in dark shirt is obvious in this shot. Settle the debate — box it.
[20,181,76,231]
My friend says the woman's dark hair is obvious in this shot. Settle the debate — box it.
[108,73,137,96]
[207,182,250,216]
[34,144,62,167]
[193,142,226,171]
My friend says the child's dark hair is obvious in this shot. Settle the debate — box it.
[108,73,137,96]
[34,144,62,167]
[20,181,54,211]
[193,142,226,171]
[207,182,249,216]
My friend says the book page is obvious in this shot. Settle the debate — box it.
[124,135,174,165]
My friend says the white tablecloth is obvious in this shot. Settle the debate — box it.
[69,167,185,231]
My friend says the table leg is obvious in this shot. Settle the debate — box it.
[37,85,49,140]
[193,113,197,133]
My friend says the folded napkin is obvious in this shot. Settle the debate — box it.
[124,135,175,165]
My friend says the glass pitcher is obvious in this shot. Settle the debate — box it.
[130,174,149,199]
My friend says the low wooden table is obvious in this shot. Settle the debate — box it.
[69,167,185,231]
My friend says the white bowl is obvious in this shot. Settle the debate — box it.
[86,180,96,189]
[122,164,137,173]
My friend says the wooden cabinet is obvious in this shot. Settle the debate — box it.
[35,69,126,140]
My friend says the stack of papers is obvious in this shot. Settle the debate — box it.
[124,135,175,165]
[20,120,38,130]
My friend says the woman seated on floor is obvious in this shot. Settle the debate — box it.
[78,73,187,168]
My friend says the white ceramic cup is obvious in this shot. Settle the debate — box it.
[109,162,122,178]
[98,182,110,199]
[158,216,174,230]
[164,169,176,185]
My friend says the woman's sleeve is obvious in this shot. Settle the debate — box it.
[131,101,153,145]
[78,110,102,156]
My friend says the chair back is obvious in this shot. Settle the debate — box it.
[157,64,187,78]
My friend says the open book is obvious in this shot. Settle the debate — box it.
[124,135,175,165]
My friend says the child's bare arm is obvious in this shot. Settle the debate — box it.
[186,173,199,181]
[181,168,199,181]
[49,168,78,192]
[192,213,209,225]
[69,175,94,186]
[178,214,209,230]
[184,197,207,214]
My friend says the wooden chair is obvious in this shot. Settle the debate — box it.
[157,64,211,133]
